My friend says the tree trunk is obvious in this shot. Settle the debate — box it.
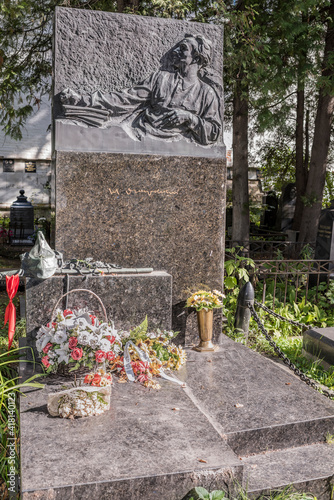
[293,62,308,231]
[232,79,250,252]
[298,0,334,247]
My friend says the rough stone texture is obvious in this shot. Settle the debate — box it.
[25,273,172,354]
[20,370,241,500]
[53,9,224,157]
[243,443,334,500]
[180,336,334,456]
[55,152,226,344]
[20,338,334,499]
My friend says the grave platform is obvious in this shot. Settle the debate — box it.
[20,335,334,500]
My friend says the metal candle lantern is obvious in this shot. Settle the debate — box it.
[10,190,35,245]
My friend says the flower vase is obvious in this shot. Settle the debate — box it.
[193,309,219,352]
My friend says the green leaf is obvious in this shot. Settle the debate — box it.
[194,487,210,499]
[224,276,237,289]
[210,491,226,500]
[225,260,236,276]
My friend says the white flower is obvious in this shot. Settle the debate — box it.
[122,331,130,339]
[54,329,68,344]
[99,339,111,352]
[77,331,93,345]
[147,332,156,339]
[54,346,70,364]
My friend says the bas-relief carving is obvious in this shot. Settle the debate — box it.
[59,34,223,147]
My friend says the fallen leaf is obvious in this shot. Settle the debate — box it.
[207,359,212,363]
[285,383,291,385]
[172,407,180,411]
[198,459,207,463]
[234,403,244,408]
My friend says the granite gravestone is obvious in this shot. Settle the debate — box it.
[53,8,226,344]
[315,200,334,271]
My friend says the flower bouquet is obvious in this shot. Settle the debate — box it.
[109,317,186,389]
[185,289,224,311]
[36,289,122,376]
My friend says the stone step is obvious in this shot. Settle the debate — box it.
[242,443,334,500]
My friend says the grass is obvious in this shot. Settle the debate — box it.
[182,484,318,500]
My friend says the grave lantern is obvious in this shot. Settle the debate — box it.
[9,190,35,245]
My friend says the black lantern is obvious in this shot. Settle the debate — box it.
[10,190,35,245]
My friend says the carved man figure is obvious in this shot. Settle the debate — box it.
[60,34,222,146]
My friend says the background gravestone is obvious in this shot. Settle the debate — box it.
[315,201,334,269]
[53,8,226,344]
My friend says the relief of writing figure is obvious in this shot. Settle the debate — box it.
[59,34,223,147]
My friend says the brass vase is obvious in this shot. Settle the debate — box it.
[193,309,219,352]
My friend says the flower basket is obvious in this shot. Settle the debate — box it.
[36,288,122,377]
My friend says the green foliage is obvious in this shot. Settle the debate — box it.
[0,347,44,493]
[224,248,256,289]
[183,486,226,500]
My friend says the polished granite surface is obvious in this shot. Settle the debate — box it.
[20,335,334,499]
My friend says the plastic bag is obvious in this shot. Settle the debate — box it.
[20,231,63,279]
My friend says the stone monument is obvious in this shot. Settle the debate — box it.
[315,200,334,270]
[53,8,226,344]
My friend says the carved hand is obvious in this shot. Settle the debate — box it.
[59,88,82,106]
[155,109,194,128]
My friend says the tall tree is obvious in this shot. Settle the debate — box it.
[298,0,334,246]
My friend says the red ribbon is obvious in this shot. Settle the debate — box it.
[4,275,20,350]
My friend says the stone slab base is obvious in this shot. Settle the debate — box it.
[20,336,334,499]
[25,273,172,354]
[243,443,334,500]
[303,327,334,367]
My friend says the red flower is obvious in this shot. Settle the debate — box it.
[105,335,116,345]
[95,350,107,363]
[91,374,102,386]
[41,356,50,369]
[71,347,83,360]
[42,342,52,354]
[89,315,97,325]
[84,373,94,384]
[63,309,73,317]
[46,322,57,328]
[68,337,78,349]
[106,351,115,361]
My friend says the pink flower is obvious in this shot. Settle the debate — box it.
[95,350,107,363]
[42,342,52,354]
[63,309,73,317]
[71,347,83,360]
[91,374,102,386]
[68,337,78,349]
[41,356,50,369]
[106,351,115,361]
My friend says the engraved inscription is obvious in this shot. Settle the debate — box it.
[108,187,179,197]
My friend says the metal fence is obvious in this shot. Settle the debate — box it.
[249,259,333,307]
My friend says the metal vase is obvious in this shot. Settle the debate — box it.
[193,309,219,352]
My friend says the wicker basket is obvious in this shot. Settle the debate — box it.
[49,288,109,378]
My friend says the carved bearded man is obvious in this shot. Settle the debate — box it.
[60,34,222,147]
